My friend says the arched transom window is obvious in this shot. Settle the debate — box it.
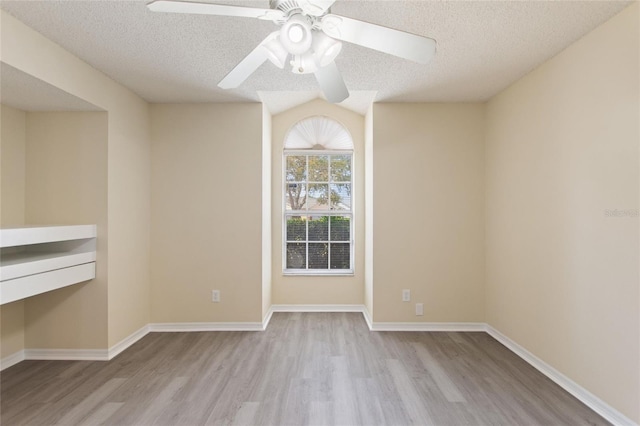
[283,116,354,274]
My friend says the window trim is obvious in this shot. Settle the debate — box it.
[282,150,355,276]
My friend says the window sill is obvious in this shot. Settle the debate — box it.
[283,269,354,277]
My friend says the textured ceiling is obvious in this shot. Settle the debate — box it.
[0,0,632,113]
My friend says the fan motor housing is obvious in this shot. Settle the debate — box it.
[271,0,302,15]
[271,0,329,19]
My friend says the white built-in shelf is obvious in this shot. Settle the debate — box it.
[0,225,96,248]
[0,225,97,305]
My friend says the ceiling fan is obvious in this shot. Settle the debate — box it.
[147,0,437,103]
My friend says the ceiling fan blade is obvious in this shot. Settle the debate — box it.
[314,61,349,103]
[147,0,285,21]
[321,14,436,64]
[218,36,273,89]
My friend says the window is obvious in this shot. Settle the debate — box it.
[283,117,354,275]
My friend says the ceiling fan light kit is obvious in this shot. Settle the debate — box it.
[263,33,288,68]
[312,31,342,67]
[147,0,437,103]
[279,14,312,54]
[290,51,318,74]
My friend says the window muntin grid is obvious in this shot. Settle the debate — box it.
[284,152,353,274]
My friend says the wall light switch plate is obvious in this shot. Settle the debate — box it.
[416,303,424,316]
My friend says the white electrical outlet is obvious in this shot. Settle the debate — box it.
[212,290,220,303]
[415,303,424,316]
[402,289,411,302]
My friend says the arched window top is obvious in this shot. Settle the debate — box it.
[284,116,353,150]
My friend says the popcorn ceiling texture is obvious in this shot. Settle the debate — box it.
[0,0,631,112]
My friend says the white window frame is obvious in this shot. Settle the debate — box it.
[283,150,355,276]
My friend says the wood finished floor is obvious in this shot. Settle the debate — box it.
[1,313,609,426]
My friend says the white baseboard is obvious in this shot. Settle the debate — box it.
[108,324,150,359]
[151,306,349,332]
[270,304,365,312]
[24,348,109,361]
[148,322,265,332]
[0,350,25,371]
[370,321,486,332]
[486,325,638,426]
[15,325,151,364]
[362,307,373,330]
[262,307,274,330]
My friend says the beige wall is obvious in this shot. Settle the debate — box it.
[372,103,485,323]
[106,98,151,347]
[150,104,263,323]
[0,104,26,358]
[262,105,272,320]
[1,104,26,226]
[485,3,639,422]
[0,301,24,359]
[271,99,365,306]
[1,10,151,349]
[24,112,108,349]
[364,106,374,318]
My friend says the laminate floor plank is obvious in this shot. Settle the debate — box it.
[2,401,52,426]
[1,313,610,426]
[308,400,333,426]
[134,376,190,426]
[76,402,124,426]
[2,361,71,406]
[411,341,466,403]
[386,358,435,425]
[330,356,360,426]
[54,378,128,426]
[230,401,260,426]
[352,378,385,426]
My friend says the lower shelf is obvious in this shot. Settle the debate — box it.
[1,251,96,281]
[0,263,96,305]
